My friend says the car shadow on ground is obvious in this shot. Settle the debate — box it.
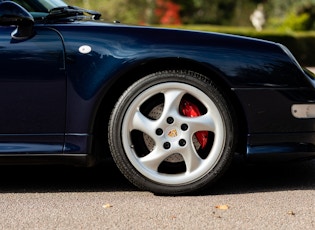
[209,157,315,195]
[0,159,135,193]
[0,157,313,195]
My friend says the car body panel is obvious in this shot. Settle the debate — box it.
[60,22,310,89]
[54,22,315,159]
[0,1,314,166]
[0,26,66,154]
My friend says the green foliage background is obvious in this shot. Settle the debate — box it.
[65,0,315,30]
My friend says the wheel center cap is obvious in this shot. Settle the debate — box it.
[167,129,178,138]
[165,127,181,141]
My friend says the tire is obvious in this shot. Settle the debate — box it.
[108,70,236,195]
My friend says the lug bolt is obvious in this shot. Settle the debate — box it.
[156,128,163,136]
[181,124,188,131]
[167,117,174,124]
[163,142,171,149]
[179,139,186,147]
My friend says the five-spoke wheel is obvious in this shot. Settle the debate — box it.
[109,70,235,195]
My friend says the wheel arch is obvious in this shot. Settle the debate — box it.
[92,57,248,160]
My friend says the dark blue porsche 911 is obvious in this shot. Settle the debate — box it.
[0,0,314,195]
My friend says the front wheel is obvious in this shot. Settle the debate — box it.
[108,70,236,195]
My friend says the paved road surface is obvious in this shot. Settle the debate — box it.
[0,158,313,229]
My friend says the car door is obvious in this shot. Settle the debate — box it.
[0,25,66,154]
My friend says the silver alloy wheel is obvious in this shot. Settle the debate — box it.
[121,82,226,185]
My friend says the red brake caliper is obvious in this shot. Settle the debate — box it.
[180,100,208,149]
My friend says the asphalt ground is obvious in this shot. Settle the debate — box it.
[0,157,313,229]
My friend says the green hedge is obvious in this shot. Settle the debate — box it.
[161,25,315,66]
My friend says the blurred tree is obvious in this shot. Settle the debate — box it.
[174,0,237,24]
[266,0,315,30]
[63,0,315,30]
[170,0,259,26]
[66,0,149,24]
[266,0,315,17]
[156,0,182,24]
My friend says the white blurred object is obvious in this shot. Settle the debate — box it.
[250,4,266,31]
